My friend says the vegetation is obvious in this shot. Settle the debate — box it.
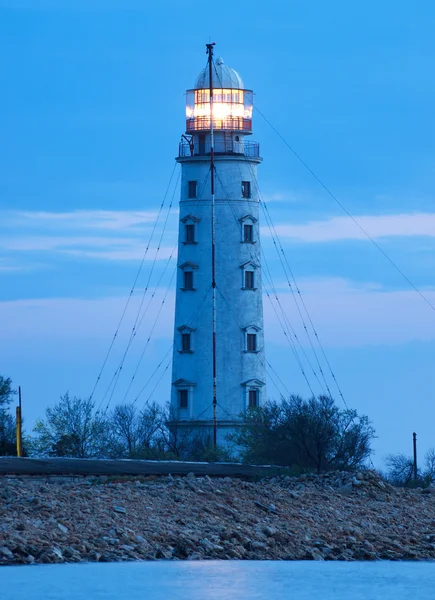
[6,371,435,485]
[231,395,375,472]
[29,392,233,462]
[0,375,17,455]
[384,449,435,488]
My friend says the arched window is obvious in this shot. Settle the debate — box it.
[239,214,257,244]
[179,262,198,291]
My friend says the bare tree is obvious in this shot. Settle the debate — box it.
[107,402,163,458]
[384,453,415,487]
[159,403,205,459]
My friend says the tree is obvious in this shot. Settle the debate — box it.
[0,375,17,455]
[385,449,435,488]
[32,393,108,458]
[159,403,208,459]
[384,453,415,486]
[232,395,375,472]
[424,448,435,485]
[107,402,163,458]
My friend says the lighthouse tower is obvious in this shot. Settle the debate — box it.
[170,47,266,446]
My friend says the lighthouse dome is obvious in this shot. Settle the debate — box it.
[195,57,244,89]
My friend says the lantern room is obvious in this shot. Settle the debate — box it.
[185,57,253,134]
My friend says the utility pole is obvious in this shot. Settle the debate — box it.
[413,432,418,482]
[16,386,23,457]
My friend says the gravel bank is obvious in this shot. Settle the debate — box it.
[1,471,435,564]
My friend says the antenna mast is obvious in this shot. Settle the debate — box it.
[206,42,218,449]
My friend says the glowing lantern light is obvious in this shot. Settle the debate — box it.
[185,58,253,133]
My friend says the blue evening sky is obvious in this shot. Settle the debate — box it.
[1,0,434,465]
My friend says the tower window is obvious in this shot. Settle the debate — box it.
[185,223,195,243]
[248,389,259,408]
[247,333,257,352]
[181,333,191,352]
[188,180,197,198]
[244,271,255,289]
[243,224,254,243]
[242,181,251,198]
[183,271,194,290]
[179,389,188,409]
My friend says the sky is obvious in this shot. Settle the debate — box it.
[1,0,434,466]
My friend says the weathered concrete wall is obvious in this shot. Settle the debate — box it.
[171,152,266,444]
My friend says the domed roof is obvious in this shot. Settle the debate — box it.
[194,57,244,90]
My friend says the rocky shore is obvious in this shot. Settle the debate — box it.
[1,470,435,564]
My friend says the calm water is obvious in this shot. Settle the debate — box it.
[2,561,435,600]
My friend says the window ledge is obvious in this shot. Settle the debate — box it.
[180,288,197,291]
[244,350,260,354]
[178,350,194,354]
[241,287,258,291]
[182,241,198,245]
[241,240,256,245]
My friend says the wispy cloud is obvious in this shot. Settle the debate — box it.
[264,277,435,347]
[1,209,178,263]
[265,212,435,242]
[3,277,433,349]
[4,210,161,231]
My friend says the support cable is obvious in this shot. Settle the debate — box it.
[216,286,293,402]
[214,168,318,397]
[231,158,329,393]
[255,105,435,315]
[133,285,213,407]
[90,163,178,405]
[244,158,335,398]
[121,263,177,405]
[96,170,181,412]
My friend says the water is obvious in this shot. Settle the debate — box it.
[2,561,434,600]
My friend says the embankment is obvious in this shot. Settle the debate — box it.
[1,470,435,564]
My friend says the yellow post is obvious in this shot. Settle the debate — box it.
[16,386,22,457]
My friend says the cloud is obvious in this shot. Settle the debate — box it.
[264,277,435,348]
[4,210,161,231]
[0,293,175,343]
[265,213,435,242]
[2,278,434,351]
[0,209,178,263]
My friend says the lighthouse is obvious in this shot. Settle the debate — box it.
[170,46,266,447]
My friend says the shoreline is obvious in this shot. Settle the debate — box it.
[1,470,435,565]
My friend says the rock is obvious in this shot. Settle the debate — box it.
[186,472,196,481]
[251,541,267,551]
[200,538,223,552]
[263,526,278,537]
[2,469,435,565]
[113,506,126,514]
[87,550,101,562]
[0,546,14,560]
[63,546,79,558]
[40,546,63,563]
[336,483,353,496]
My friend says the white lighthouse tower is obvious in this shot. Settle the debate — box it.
[170,45,266,447]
